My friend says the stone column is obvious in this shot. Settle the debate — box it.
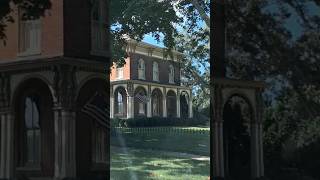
[188,92,193,118]
[0,110,14,179]
[147,95,152,117]
[127,96,134,118]
[53,107,76,179]
[163,88,167,117]
[147,86,152,117]
[110,95,114,118]
[213,85,224,178]
[176,90,180,118]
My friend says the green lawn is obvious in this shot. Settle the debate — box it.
[111,126,210,156]
[111,146,210,180]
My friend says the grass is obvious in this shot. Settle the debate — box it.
[111,146,210,180]
[111,126,210,156]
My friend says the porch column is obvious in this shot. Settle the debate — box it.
[127,96,134,118]
[110,95,114,118]
[0,110,14,179]
[213,85,224,178]
[147,86,152,117]
[188,92,193,118]
[54,107,76,179]
[163,88,167,117]
[147,96,152,117]
[176,90,180,118]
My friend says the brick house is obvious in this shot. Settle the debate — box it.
[0,0,109,179]
[110,39,193,119]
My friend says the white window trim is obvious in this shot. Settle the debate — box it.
[18,17,42,57]
[138,59,146,80]
[153,62,159,82]
[116,67,124,80]
[169,64,174,84]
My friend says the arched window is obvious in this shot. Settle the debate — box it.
[24,95,41,165]
[117,92,124,114]
[138,59,145,80]
[169,64,174,83]
[153,62,159,81]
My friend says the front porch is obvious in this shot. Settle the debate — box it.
[110,80,193,119]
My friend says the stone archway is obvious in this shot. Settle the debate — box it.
[134,86,147,117]
[223,95,252,179]
[180,91,189,119]
[75,78,108,179]
[12,78,55,177]
[213,78,265,179]
[167,90,177,117]
[114,86,127,118]
[151,88,163,117]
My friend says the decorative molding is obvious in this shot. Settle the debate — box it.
[53,65,77,108]
[0,73,10,110]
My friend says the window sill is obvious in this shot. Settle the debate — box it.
[17,50,41,57]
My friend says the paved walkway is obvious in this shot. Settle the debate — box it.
[111,146,210,161]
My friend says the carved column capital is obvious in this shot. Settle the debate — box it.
[53,65,77,109]
[0,73,11,111]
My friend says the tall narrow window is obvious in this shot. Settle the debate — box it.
[153,62,159,81]
[117,92,124,114]
[169,64,174,83]
[116,67,123,79]
[91,0,108,54]
[19,10,41,56]
[138,59,145,80]
[24,96,41,165]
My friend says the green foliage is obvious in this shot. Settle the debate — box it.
[263,88,320,179]
[110,0,182,66]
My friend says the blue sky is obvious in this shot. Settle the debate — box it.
[143,34,165,47]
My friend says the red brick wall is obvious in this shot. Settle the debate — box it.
[0,5,19,61]
[0,0,105,61]
[129,53,181,85]
[110,57,131,81]
[0,0,64,61]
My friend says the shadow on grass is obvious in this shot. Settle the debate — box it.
[111,146,210,180]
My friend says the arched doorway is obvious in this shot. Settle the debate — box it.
[151,88,163,117]
[223,95,252,180]
[76,78,108,178]
[114,86,127,118]
[13,78,54,177]
[166,90,176,117]
[180,91,189,119]
[134,86,147,117]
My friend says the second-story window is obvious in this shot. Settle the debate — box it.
[18,10,41,56]
[116,67,123,79]
[153,62,159,81]
[169,64,174,83]
[91,0,108,54]
[138,59,145,80]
